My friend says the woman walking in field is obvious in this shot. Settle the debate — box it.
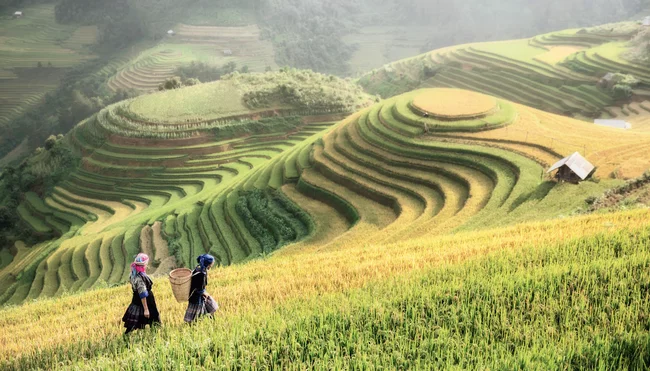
[122,253,161,334]
[184,254,219,323]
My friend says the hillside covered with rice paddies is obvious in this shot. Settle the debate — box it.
[360,21,650,124]
[3,23,650,369]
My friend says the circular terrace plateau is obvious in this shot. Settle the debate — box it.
[412,89,497,120]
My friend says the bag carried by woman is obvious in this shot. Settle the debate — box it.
[184,254,219,323]
[122,253,161,334]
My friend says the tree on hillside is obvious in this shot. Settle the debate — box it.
[158,76,183,90]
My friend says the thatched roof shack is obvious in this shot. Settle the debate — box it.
[547,152,595,183]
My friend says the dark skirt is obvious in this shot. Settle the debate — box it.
[184,295,218,323]
[122,292,160,329]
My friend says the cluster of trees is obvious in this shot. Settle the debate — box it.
[611,73,641,98]
[227,68,369,111]
[256,0,359,75]
[0,135,80,248]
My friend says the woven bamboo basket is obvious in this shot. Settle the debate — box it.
[169,268,193,303]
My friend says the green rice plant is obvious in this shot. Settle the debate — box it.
[120,226,143,282]
[162,215,177,239]
[235,192,276,253]
[79,239,102,291]
[56,248,76,296]
[269,189,313,239]
[210,193,247,262]
[198,202,229,266]
[97,236,115,284]
[107,234,126,284]
[70,244,90,292]
[174,214,192,267]
[40,250,63,298]
[186,206,205,257]
[17,204,52,234]
[25,259,47,300]
[0,250,13,271]
[226,190,262,257]
[296,173,360,226]
[268,160,286,189]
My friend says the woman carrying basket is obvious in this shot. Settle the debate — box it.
[184,254,219,323]
[122,253,161,334]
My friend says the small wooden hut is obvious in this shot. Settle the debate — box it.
[643,16,650,26]
[13,11,23,19]
[167,30,175,37]
[223,49,233,56]
[547,152,595,183]
[598,73,617,89]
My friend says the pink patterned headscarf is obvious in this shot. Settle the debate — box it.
[130,253,149,279]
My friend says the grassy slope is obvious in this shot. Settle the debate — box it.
[1,208,650,368]
[127,80,251,122]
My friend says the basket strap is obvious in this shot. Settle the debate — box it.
[171,271,202,286]
[187,271,203,299]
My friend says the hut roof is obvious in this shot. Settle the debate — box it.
[14,11,22,15]
[601,72,615,81]
[594,119,631,129]
[547,152,594,180]
[644,16,650,26]
[167,29,174,34]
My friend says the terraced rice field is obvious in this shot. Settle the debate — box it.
[107,24,276,93]
[602,101,650,131]
[0,68,66,128]
[0,4,97,131]
[0,75,367,305]
[3,86,636,309]
[2,22,650,367]
[107,49,187,92]
[4,87,650,367]
[412,89,497,119]
[535,45,585,64]
[360,26,650,120]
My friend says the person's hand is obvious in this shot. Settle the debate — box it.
[144,309,150,318]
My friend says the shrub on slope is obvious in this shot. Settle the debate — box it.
[226,69,372,112]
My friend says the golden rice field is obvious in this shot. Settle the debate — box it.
[534,45,585,64]
[426,96,650,178]
[3,59,650,367]
[1,207,649,367]
[411,89,497,119]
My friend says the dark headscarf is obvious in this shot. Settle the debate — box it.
[197,254,215,272]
